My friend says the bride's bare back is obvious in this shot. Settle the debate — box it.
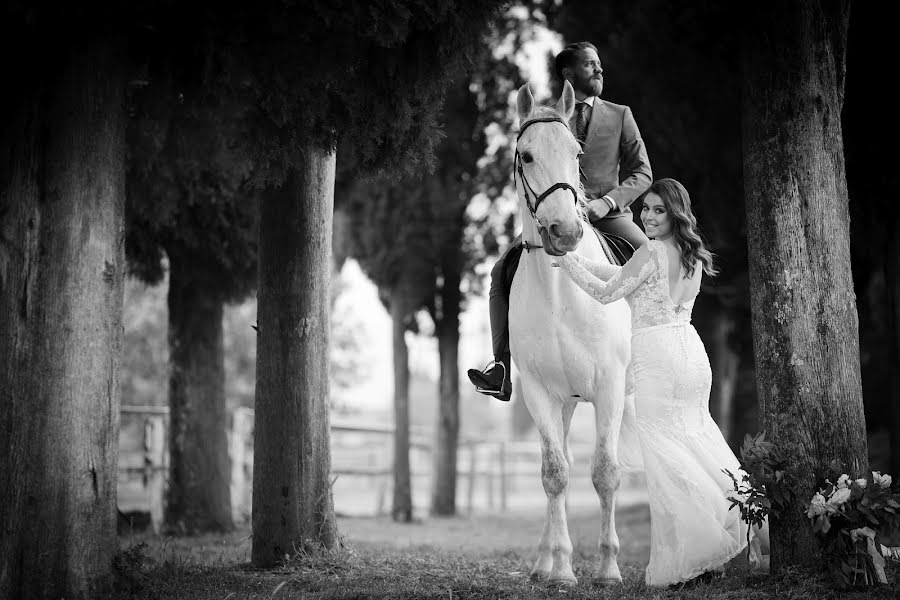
[662,241,702,307]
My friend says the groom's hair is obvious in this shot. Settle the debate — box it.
[554,42,600,81]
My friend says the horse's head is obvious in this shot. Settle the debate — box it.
[515,80,584,256]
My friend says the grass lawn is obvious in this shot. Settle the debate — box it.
[110,503,899,599]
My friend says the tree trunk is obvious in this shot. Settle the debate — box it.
[741,0,867,570]
[707,310,739,446]
[390,292,414,522]
[251,145,340,567]
[431,254,462,516]
[0,40,126,599]
[887,224,900,476]
[164,253,233,532]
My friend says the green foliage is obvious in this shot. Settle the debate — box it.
[126,75,258,301]
[343,11,525,318]
[734,431,795,517]
[198,0,509,187]
[724,432,794,567]
[461,7,531,287]
[112,542,151,595]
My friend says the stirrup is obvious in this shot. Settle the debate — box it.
[473,359,507,394]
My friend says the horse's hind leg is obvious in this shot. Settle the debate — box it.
[527,389,578,586]
[590,370,626,585]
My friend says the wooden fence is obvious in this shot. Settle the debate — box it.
[119,405,636,532]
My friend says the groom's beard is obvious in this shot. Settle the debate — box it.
[574,76,603,98]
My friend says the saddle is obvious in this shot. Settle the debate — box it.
[502,228,635,299]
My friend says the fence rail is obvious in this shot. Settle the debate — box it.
[119,405,616,532]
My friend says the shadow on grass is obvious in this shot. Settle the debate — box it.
[109,503,900,600]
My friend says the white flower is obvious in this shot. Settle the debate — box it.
[873,471,893,489]
[806,492,828,518]
[836,474,851,489]
[854,478,867,489]
[827,487,851,510]
[850,526,877,543]
[727,489,750,504]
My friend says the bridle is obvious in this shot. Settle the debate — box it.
[515,117,580,222]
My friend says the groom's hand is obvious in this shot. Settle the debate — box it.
[586,198,611,221]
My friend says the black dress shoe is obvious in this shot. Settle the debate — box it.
[467,356,511,402]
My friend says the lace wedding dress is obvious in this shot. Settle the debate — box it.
[556,239,766,586]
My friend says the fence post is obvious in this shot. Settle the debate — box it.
[144,415,166,533]
[229,407,254,524]
[499,441,507,511]
[487,443,495,510]
[466,442,477,514]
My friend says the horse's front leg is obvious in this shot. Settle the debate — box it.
[590,370,626,585]
[528,393,578,586]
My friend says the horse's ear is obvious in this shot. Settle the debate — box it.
[555,80,576,120]
[516,83,535,121]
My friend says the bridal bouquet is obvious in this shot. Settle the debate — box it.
[806,471,900,589]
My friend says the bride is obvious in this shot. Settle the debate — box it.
[552,178,769,586]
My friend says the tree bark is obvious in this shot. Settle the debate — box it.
[164,253,233,532]
[390,292,414,522]
[251,144,340,567]
[741,0,867,570]
[0,40,126,599]
[431,253,462,516]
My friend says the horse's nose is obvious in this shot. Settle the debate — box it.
[548,220,584,247]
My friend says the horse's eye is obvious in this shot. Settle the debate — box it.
[522,152,534,163]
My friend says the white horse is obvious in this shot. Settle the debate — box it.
[509,81,632,585]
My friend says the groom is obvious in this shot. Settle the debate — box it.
[467,41,652,401]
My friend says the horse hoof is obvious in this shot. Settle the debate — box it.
[592,576,622,587]
[529,570,549,583]
[549,575,578,587]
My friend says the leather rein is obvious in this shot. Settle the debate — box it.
[515,117,580,252]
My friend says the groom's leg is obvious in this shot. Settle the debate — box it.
[595,214,649,250]
[467,237,520,401]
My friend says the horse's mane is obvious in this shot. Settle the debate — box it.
[523,105,591,223]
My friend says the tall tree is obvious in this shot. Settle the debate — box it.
[0,15,127,599]
[741,0,867,569]
[127,77,257,533]
[346,178,439,521]
[190,1,507,559]
[429,20,525,514]
[343,33,522,517]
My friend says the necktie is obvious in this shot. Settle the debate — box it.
[575,102,590,144]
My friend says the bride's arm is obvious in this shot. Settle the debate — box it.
[566,252,621,281]
[553,243,657,304]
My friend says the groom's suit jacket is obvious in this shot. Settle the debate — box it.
[569,99,652,220]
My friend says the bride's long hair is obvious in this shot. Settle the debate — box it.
[647,178,717,278]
